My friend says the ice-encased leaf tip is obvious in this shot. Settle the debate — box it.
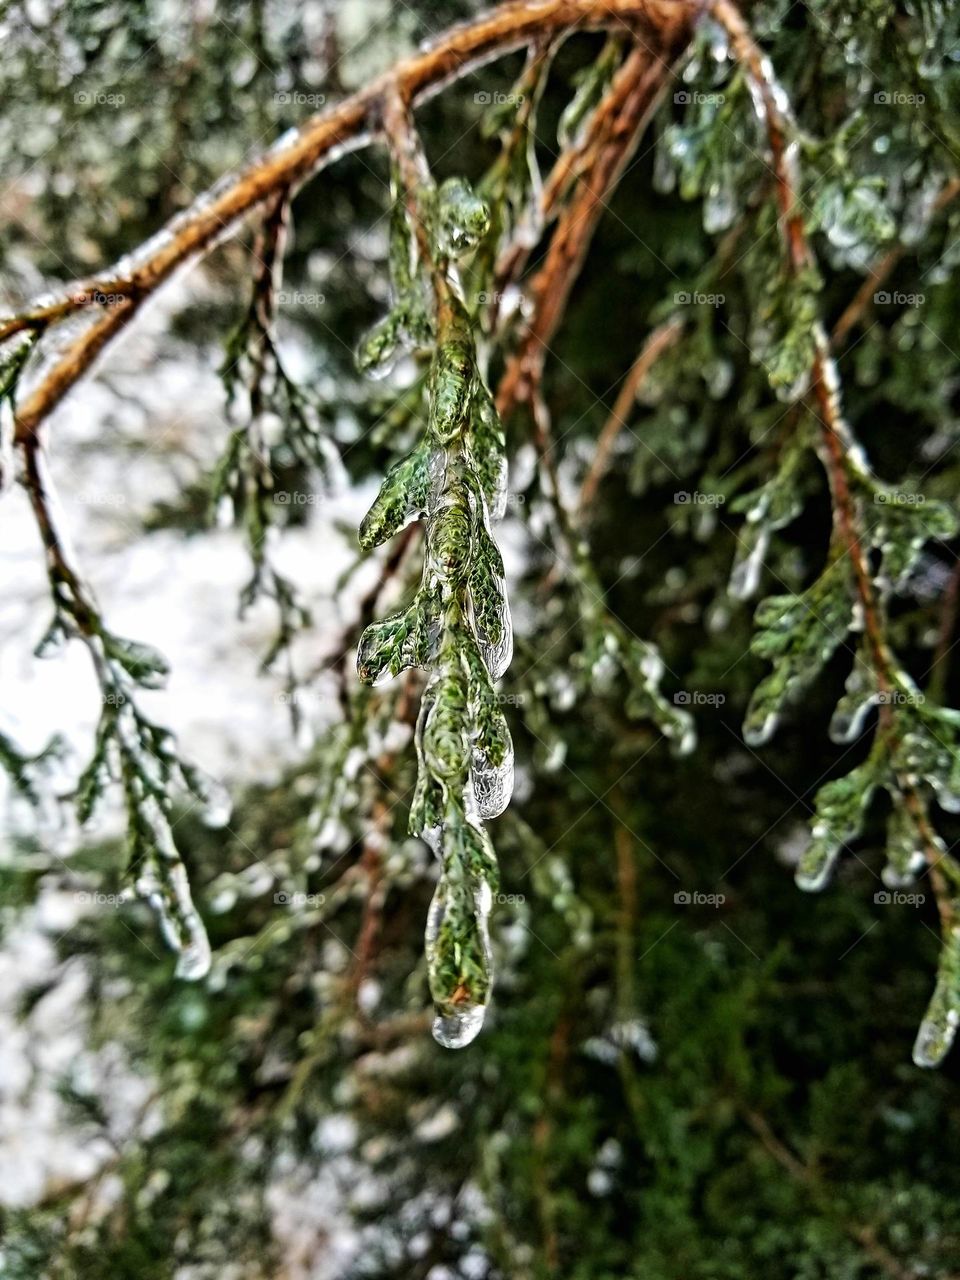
[912,923,960,1069]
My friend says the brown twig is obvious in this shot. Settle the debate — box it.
[496,42,677,420]
[710,1,889,695]
[739,1107,920,1280]
[712,0,953,904]
[5,0,700,443]
[347,673,419,1001]
[531,1008,571,1271]
[240,192,290,477]
[927,558,960,708]
[831,176,960,346]
[613,820,638,1018]
[577,314,684,515]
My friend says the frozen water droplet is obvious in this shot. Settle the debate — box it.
[479,592,513,681]
[201,782,232,829]
[912,924,960,1067]
[215,495,235,529]
[795,835,840,892]
[472,742,514,819]
[934,782,960,814]
[136,858,211,981]
[742,711,778,748]
[913,1005,959,1069]
[673,721,697,757]
[432,1002,487,1049]
[175,932,212,981]
[729,532,768,601]
[881,853,926,889]
[829,654,879,745]
[653,138,676,195]
[703,183,737,235]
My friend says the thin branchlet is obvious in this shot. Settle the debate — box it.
[714,0,960,1067]
[17,431,229,977]
[354,89,513,1049]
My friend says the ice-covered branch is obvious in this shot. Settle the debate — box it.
[714,0,960,1067]
[496,41,674,418]
[353,90,515,1049]
[18,432,230,978]
[3,0,699,445]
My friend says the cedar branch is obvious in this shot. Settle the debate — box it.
[5,0,700,444]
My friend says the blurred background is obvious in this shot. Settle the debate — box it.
[2,1,960,1276]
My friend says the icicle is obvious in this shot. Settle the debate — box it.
[199,779,233,829]
[703,181,737,234]
[882,802,932,889]
[434,177,490,257]
[729,529,769,601]
[828,650,879,744]
[351,104,516,1049]
[472,738,514,819]
[476,585,512,681]
[135,795,212,980]
[796,763,877,891]
[426,870,493,1050]
[652,132,676,195]
[913,922,960,1068]
[795,829,843,893]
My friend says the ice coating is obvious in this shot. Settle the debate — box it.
[136,860,212,982]
[729,530,768,602]
[425,872,494,1049]
[476,584,513,682]
[828,653,879,745]
[351,104,517,1050]
[472,739,515,820]
[432,1003,487,1049]
[882,800,936,889]
[18,435,217,987]
[199,779,233,829]
[912,926,960,1068]
[794,835,841,893]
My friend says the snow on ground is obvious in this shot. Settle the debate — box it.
[0,272,383,1242]
[0,272,512,1271]
[0,274,382,819]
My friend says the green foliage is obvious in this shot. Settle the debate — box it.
[5,0,960,1272]
[355,133,511,1044]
